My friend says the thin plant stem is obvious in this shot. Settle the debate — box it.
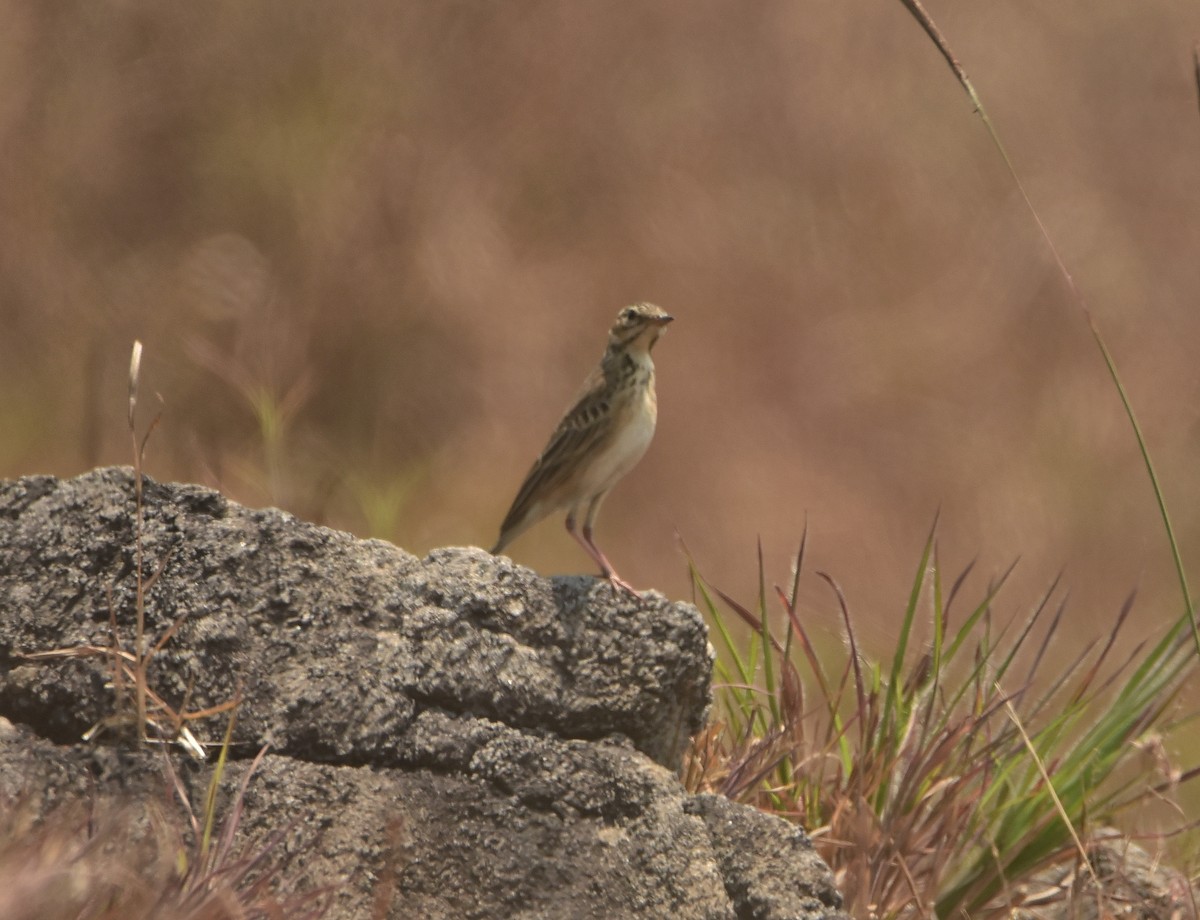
[894,0,1199,656]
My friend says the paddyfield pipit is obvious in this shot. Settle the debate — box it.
[491,303,674,594]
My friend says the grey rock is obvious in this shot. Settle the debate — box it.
[1011,829,1199,920]
[0,468,707,768]
[0,468,848,919]
[687,794,846,920]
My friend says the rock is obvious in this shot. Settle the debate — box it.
[0,468,848,919]
[1010,829,1199,920]
[687,794,846,919]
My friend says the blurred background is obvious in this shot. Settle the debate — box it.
[3,1,1200,673]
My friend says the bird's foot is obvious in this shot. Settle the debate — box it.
[604,572,642,598]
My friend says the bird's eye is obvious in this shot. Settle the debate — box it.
[621,307,638,322]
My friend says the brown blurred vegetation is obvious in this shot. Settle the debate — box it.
[3,1,1200,664]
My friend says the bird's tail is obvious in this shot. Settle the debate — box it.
[491,514,533,556]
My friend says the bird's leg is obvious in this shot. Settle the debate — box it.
[582,523,639,596]
[565,510,638,596]
[580,497,640,597]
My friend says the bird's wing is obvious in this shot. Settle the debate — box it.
[494,366,615,546]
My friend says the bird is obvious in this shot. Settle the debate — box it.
[491,303,674,594]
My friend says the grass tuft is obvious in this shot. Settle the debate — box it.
[684,532,1198,918]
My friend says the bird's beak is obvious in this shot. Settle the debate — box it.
[655,314,674,326]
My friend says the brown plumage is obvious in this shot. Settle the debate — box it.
[491,303,673,594]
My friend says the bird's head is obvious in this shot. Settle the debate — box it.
[608,303,673,353]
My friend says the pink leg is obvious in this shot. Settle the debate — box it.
[566,512,639,596]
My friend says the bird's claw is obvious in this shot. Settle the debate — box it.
[605,573,642,598]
